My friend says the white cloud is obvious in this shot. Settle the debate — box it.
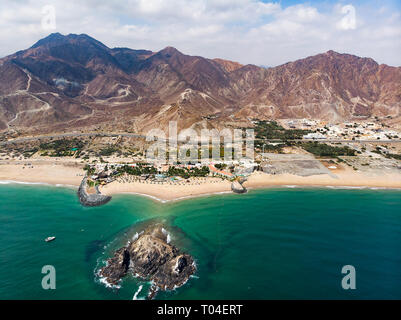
[336,4,357,30]
[0,0,400,67]
[279,4,321,22]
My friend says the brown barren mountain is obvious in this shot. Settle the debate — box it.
[213,58,244,72]
[0,33,400,135]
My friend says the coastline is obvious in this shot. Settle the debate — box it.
[2,162,401,202]
[0,180,78,189]
[244,170,401,190]
[0,162,84,186]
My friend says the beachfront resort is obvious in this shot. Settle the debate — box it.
[1,119,401,201]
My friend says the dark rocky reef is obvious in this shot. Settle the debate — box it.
[99,224,196,299]
[77,176,112,207]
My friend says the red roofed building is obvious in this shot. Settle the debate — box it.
[208,164,234,178]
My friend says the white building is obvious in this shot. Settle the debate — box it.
[303,132,327,140]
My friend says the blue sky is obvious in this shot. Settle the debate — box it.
[0,0,400,66]
[279,0,400,9]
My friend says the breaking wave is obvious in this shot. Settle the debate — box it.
[132,285,144,300]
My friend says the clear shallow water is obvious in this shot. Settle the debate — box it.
[0,184,400,300]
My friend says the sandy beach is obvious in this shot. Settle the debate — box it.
[99,177,233,202]
[0,161,84,186]
[99,168,401,201]
[245,169,401,190]
[1,161,401,201]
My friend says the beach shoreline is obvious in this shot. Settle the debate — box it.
[2,162,401,202]
[0,161,84,186]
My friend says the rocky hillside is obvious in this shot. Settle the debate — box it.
[0,33,400,134]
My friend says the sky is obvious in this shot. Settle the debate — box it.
[0,0,400,67]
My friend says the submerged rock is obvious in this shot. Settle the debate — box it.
[98,224,196,299]
[99,248,130,285]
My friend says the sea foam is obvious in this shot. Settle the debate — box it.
[132,285,144,300]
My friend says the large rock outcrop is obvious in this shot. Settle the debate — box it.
[98,225,196,299]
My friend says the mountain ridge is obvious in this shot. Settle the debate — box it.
[0,33,400,135]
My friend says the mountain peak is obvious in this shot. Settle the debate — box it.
[325,50,339,55]
[1,34,399,134]
[321,50,379,68]
[31,32,64,48]
[159,46,183,57]
[31,33,108,50]
[213,58,243,72]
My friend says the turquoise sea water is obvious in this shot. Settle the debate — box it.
[0,183,400,300]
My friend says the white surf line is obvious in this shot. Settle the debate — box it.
[248,184,401,192]
[0,180,78,189]
[112,190,234,204]
[132,285,144,300]
[114,183,401,204]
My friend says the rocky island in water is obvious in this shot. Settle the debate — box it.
[98,224,196,299]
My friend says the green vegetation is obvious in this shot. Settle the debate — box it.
[371,147,399,159]
[98,145,120,157]
[256,143,286,153]
[254,121,311,141]
[115,164,210,179]
[214,163,227,170]
[39,139,85,157]
[372,147,382,155]
[300,142,356,157]
[86,179,100,187]
[117,164,157,176]
[386,153,401,160]
[167,166,210,179]
[23,148,38,158]
[83,164,96,175]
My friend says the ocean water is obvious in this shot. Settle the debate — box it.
[0,183,400,300]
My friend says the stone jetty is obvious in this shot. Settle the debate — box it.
[231,178,247,194]
[77,176,112,207]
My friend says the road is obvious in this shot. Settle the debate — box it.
[255,139,401,144]
[1,132,401,146]
[0,132,146,146]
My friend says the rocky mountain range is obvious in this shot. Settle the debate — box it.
[0,33,400,135]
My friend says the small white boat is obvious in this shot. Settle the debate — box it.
[45,236,56,242]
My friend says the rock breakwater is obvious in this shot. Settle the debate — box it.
[77,177,112,207]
